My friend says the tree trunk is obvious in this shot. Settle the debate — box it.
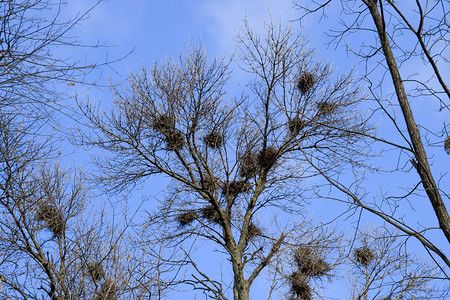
[365,0,450,243]
[231,250,250,300]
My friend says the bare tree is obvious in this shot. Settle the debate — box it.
[0,1,164,299]
[0,0,122,124]
[0,111,168,299]
[0,112,90,298]
[77,19,373,299]
[295,0,450,272]
[348,225,443,300]
[0,112,176,299]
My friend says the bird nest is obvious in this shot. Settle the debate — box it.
[201,175,217,193]
[88,262,105,281]
[288,271,312,300]
[97,279,117,300]
[246,223,262,243]
[288,117,306,136]
[293,247,331,277]
[204,131,224,148]
[297,72,316,94]
[201,205,222,225]
[239,152,259,178]
[176,210,198,227]
[445,136,450,155]
[317,101,336,116]
[222,180,251,198]
[165,130,185,151]
[354,246,375,267]
[152,114,175,133]
[36,204,65,238]
[257,146,278,170]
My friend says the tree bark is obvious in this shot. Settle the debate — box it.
[231,249,250,300]
[365,0,450,243]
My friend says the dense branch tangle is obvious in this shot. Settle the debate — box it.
[0,0,115,121]
[80,21,371,299]
[0,1,163,299]
[0,111,165,299]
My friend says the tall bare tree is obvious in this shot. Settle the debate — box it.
[0,1,162,299]
[295,0,450,272]
[78,20,373,299]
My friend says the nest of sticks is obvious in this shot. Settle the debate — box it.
[204,131,224,148]
[293,247,331,277]
[354,246,375,267]
[36,203,65,238]
[297,72,316,94]
[257,146,278,170]
[176,210,198,227]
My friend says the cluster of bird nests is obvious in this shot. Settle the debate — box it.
[176,205,228,227]
[288,117,306,137]
[88,262,105,281]
[354,246,375,267]
[239,146,279,178]
[176,210,198,227]
[288,246,331,300]
[445,136,450,155]
[97,278,117,300]
[151,113,185,151]
[297,72,316,94]
[36,203,65,238]
[222,180,251,198]
[203,131,224,149]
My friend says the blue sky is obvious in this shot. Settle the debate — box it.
[66,0,295,70]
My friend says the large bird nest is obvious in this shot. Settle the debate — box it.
[176,210,198,227]
[354,246,375,267]
[152,114,175,133]
[222,180,251,198]
[257,146,278,170]
[288,117,306,136]
[240,152,259,178]
[204,131,224,148]
[288,271,312,300]
[201,205,222,225]
[36,203,65,238]
[165,130,185,151]
[293,247,331,277]
[245,223,262,243]
[201,175,217,193]
[297,72,316,94]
